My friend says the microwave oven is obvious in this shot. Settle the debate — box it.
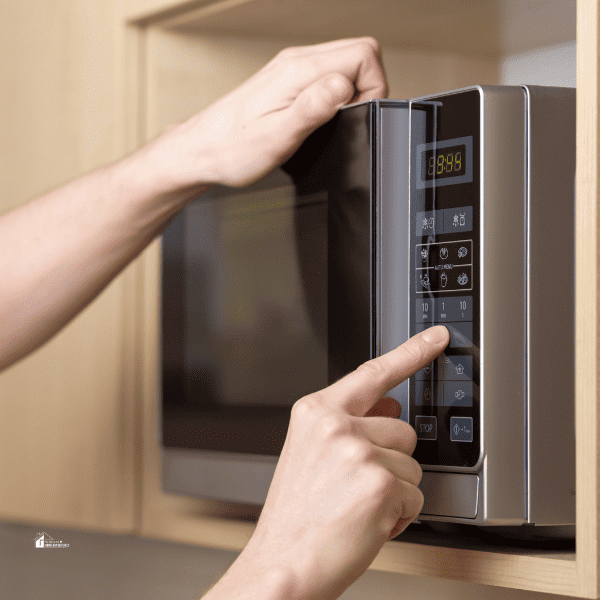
[161,85,575,526]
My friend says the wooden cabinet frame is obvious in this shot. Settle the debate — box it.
[122,0,600,596]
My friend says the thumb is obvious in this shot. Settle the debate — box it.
[291,73,355,135]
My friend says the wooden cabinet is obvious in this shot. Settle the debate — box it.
[125,1,600,598]
[0,0,138,533]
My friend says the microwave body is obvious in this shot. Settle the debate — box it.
[161,86,575,526]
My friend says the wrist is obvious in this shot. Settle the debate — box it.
[203,550,302,600]
[115,126,215,219]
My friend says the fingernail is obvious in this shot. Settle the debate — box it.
[420,325,449,344]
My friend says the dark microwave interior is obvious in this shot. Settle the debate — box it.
[161,107,373,456]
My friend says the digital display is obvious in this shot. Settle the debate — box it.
[422,145,466,181]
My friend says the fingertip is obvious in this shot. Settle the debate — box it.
[419,325,449,345]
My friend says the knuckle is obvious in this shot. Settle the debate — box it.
[340,437,374,465]
[356,38,380,60]
[291,394,322,421]
[275,45,304,61]
[361,36,381,53]
[317,411,352,440]
[368,467,396,497]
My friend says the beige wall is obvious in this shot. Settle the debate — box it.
[0,0,137,532]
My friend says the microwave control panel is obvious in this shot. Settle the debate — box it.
[408,90,481,468]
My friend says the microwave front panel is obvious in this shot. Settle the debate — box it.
[408,90,481,469]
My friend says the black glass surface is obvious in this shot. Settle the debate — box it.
[409,90,481,468]
[161,105,375,455]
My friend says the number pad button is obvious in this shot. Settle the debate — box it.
[415,298,434,323]
[436,296,473,322]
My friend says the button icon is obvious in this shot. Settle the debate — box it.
[457,273,469,286]
[415,416,437,440]
[440,247,449,260]
[421,247,428,262]
[440,273,448,288]
[420,273,431,289]
[450,417,473,442]
[415,361,434,380]
[441,355,473,380]
[416,210,445,236]
[415,381,435,406]
[443,381,473,407]
[458,246,468,258]
[443,207,473,234]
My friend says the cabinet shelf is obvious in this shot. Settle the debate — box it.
[127,0,598,597]
[128,0,575,56]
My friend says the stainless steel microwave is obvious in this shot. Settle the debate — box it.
[161,85,575,527]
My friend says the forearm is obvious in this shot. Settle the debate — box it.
[0,37,387,373]
[0,140,210,371]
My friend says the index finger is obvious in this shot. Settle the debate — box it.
[328,325,449,416]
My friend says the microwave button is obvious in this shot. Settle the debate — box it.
[415,298,434,323]
[448,267,473,291]
[417,269,438,293]
[440,355,473,381]
[444,382,473,407]
[416,210,442,237]
[414,380,432,406]
[415,323,473,349]
[414,380,441,406]
[443,206,473,234]
[446,322,473,348]
[436,296,473,322]
[415,361,434,380]
[451,241,472,265]
[415,416,437,440]
[450,417,474,442]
